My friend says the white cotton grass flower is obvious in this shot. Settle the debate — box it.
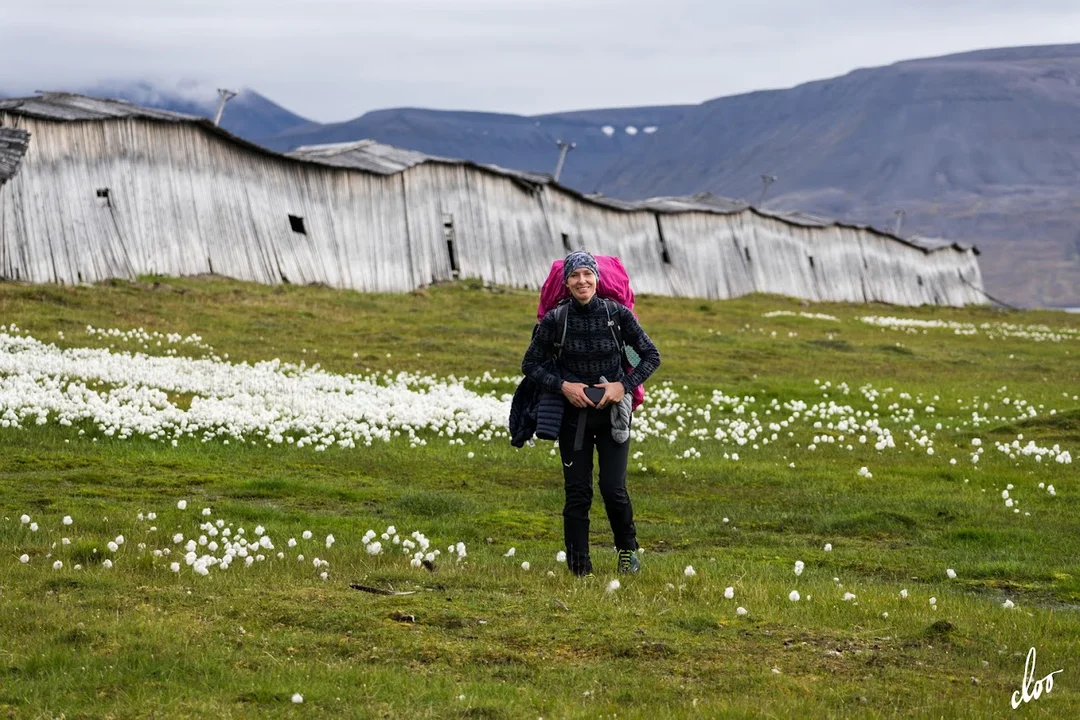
[19,515,30,524]
[29,522,38,532]
[114,535,124,545]
[170,562,181,572]
[824,543,832,552]
[291,693,303,704]
[520,561,530,571]
[606,579,621,594]
[929,597,937,606]
[288,538,297,547]
[202,508,211,516]
[62,515,73,526]
[556,550,567,563]
[255,525,265,536]
[325,534,335,549]
[724,587,734,599]
[1003,599,1016,609]
[788,590,800,602]
[365,542,382,555]
[504,547,516,557]
[900,588,908,599]
[302,530,313,540]
[107,541,119,552]
[684,565,696,577]
[947,568,957,579]
[794,560,805,576]
[53,560,63,570]
[102,559,113,569]
[19,554,29,564]
[842,592,856,601]
[177,500,187,510]
[736,607,748,616]
[62,538,70,545]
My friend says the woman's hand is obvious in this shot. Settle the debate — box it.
[594,381,626,409]
[562,381,596,408]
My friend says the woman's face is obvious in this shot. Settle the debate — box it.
[566,267,597,304]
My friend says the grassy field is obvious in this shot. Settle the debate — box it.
[0,275,1078,718]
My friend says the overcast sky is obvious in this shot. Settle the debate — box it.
[4,0,1080,123]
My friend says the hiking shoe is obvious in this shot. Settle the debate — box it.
[617,549,640,574]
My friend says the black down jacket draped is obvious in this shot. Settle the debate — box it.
[508,369,564,448]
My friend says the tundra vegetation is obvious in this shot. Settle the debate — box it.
[0,276,1077,718]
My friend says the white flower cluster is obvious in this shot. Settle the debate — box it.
[2,328,1073,489]
[858,316,1079,343]
[761,311,840,322]
[13,506,463,582]
[994,438,1071,464]
[0,329,508,449]
[83,324,213,354]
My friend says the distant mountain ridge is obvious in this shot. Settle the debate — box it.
[5,43,1080,307]
[58,82,315,141]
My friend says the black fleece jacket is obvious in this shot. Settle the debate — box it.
[521,295,661,395]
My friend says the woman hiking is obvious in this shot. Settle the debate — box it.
[521,251,661,576]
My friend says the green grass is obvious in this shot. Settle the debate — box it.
[0,276,1078,718]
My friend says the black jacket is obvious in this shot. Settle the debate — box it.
[509,368,564,448]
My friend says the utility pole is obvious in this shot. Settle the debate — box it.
[553,139,576,183]
[893,209,906,235]
[213,89,238,127]
[757,174,777,205]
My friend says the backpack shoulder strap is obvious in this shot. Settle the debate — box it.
[602,298,624,352]
[552,299,571,359]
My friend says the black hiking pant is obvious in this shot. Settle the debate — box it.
[559,402,638,575]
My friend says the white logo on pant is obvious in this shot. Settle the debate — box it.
[563,462,573,467]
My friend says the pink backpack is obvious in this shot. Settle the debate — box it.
[538,255,646,411]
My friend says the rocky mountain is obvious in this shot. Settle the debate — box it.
[39,82,315,141]
[595,44,1080,308]
[257,104,691,193]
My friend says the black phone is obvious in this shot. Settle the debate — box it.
[583,386,606,406]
